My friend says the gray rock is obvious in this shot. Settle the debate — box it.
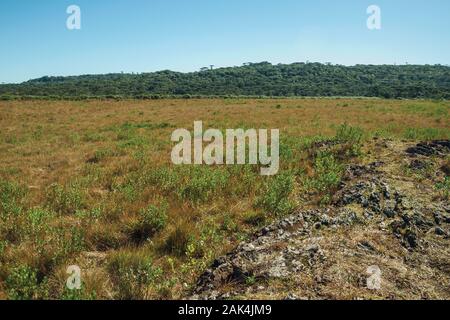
[285,293,299,300]
[434,227,447,236]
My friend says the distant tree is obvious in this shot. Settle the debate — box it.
[0,62,448,99]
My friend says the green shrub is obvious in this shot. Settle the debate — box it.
[5,265,39,300]
[435,176,450,200]
[114,181,139,202]
[335,123,363,143]
[334,123,364,157]
[245,275,257,286]
[256,172,295,217]
[75,207,102,220]
[46,183,85,215]
[304,151,344,202]
[130,202,168,244]
[0,179,26,217]
[221,214,239,233]
[178,167,229,203]
[61,286,97,300]
[115,127,148,148]
[227,165,259,196]
[26,207,54,235]
[0,95,16,101]
[403,127,446,141]
[144,166,179,192]
[279,141,294,162]
[108,252,162,300]
[49,226,86,262]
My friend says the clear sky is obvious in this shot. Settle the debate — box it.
[1,0,449,83]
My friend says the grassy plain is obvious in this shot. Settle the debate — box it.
[0,98,448,299]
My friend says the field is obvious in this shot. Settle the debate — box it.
[0,98,449,300]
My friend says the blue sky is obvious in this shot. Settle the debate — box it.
[0,0,449,83]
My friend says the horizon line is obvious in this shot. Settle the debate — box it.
[2,60,450,85]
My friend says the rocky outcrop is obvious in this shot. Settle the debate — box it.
[191,141,450,300]
[406,140,450,157]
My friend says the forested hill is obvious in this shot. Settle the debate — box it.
[1,62,449,99]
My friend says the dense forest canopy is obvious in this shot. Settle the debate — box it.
[1,62,449,99]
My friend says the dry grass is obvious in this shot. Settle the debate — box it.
[0,98,448,299]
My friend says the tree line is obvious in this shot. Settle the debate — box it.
[0,62,449,100]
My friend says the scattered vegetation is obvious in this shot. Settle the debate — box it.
[5,265,39,300]
[305,151,344,204]
[108,251,162,300]
[0,98,448,299]
[436,176,450,200]
[256,172,296,217]
[129,201,168,245]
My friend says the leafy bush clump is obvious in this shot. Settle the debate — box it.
[46,183,85,215]
[25,207,55,236]
[334,123,364,157]
[108,252,162,300]
[0,179,26,217]
[403,127,443,141]
[60,286,97,300]
[435,176,450,200]
[130,201,168,244]
[335,123,363,143]
[256,172,295,217]
[144,166,179,192]
[178,167,229,203]
[303,151,344,205]
[5,265,39,300]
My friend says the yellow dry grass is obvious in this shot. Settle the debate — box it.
[0,98,448,299]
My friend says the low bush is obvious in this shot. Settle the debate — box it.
[5,265,39,300]
[129,201,168,245]
[46,183,85,215]
[256,171,295,217]
[108,251,162,300]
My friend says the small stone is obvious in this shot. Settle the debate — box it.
[382,184,391,199]
[405,232,418,248]
[402,199,413,210]
[358,241,376,252]
[434,227,447,236]
[383,208,396,218]
[305,244,320,253]
[409,159,428,170]
[285,293,299,300]
[434,212,443,225]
